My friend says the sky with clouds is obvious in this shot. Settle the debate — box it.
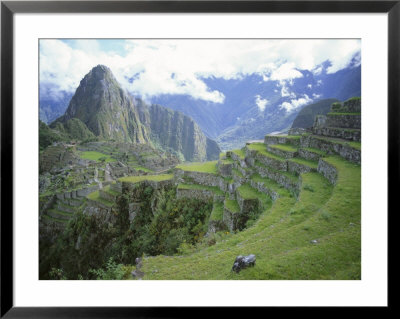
[40,39,361,106]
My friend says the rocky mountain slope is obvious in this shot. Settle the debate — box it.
[291,98,340,129]
[50,65,220,161]
[135,99,220,161]
[53,65,149,144]
[152,64,361,150]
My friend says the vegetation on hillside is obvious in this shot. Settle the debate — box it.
[291,98,339,129]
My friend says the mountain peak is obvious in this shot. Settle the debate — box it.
[84,64,115,83]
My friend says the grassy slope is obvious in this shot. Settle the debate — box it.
[133,155,360,280]
[176,161,218,174]
[79,151,116,163]
[118,174,173,183]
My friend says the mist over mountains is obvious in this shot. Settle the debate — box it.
[41,62,360,151]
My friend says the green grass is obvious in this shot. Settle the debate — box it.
[247,143,286,162]
[255,161,299,183]
[231,149,246,159]
[79,151,116,163]
[268,144,298,152]
[86,190,114,207]
[301,147,326,156]
[312,135,361,151]
[251,174,291,198]
[119,174,173,183]
[210,201,224,221]
[177,183,224,196]
[236,183,259,200]
[220,158,234,165]
[102,185,120,197]
[289,157,319,169]
[176,161,218,174]
[232,168,244,178]
[347,141,361,151]
[130,154,360,280]
[132,165,154,173]
[224,199,240,213]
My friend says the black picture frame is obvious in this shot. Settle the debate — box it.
[1,1,396,317]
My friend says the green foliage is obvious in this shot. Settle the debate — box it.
[79,151,116,163]
[89,257,127,280]
[39,120,67,151]
[176,161,218,174]
[41,185,212,280]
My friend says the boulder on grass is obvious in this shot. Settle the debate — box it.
[232,254,256,273]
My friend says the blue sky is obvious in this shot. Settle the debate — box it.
[40,39,361,105]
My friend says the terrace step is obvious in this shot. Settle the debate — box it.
[109,182,123,194]
[313,126,361,142]
[41,214,68,225]
[86,190,114,208]
[47,208,73,220]
[325,113,361,129]
[223,198,241,231]
[60,197,84,207]
[250,174,291,201]
[300,135,361,164]
[264,135,301,147]
[254,161,300,195]
[298,147,326,162]
[99,185,120,203]
[287,158,319,175]
[57,201,76,213]
[266,144,298,159]
[246,143,288,171]
[176,183,224,202]
[208,200,227,234]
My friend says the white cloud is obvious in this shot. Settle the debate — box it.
[280,94,313,112]
[307,84,313,89]
[40,39,361,103]
[255,95,269,112]
[312,93,322,99]
[279,81,296,98]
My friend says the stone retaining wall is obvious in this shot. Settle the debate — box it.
[176,188,215,201]
[267,145,297,159]
[287,161,316,175]
[99,189,117,202]
[326,114,361,129]
[250,180,280,201]
[56,184,100,201]
[208,219,227,234]
[317,159,338,185]
[298,148,323,161]
[313,127,361,142]
[255,153,287,171]
[174,169,223,187]
[301,135,361,164]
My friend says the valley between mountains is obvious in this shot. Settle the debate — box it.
[39,65,361,280]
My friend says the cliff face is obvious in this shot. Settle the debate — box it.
[52,65,220,161]
[136,99,221,162]
[54,65,149,144]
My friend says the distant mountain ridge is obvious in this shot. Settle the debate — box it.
[50,65,220,161]
[41,62,361,151]
[291,98,340,129]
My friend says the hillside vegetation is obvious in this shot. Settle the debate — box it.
[39,97,361,281]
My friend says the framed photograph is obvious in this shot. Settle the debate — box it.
[1,0,396,316]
